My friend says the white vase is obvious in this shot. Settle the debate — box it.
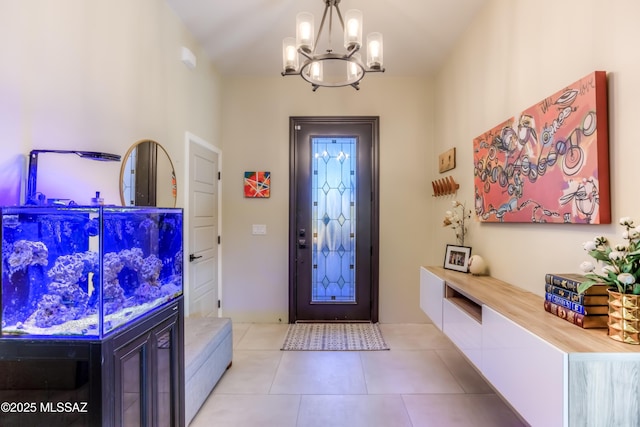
[468,255,488,276]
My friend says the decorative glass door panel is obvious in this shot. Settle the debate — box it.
[312,137,357,303]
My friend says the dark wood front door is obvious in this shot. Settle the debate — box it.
[289,116,379,322]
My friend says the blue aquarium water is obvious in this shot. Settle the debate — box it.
[1,206,183,338]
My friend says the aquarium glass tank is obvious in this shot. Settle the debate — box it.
[1,206,183,339]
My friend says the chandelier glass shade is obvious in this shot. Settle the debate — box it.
[281,0,384,91]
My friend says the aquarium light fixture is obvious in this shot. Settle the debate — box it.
[26,149,122,205]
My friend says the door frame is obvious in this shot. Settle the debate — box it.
[184,131,222,317]
[288,116,380,323]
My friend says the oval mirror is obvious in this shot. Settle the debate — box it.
[119,140,177,207]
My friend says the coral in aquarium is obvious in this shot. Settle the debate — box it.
[8,240,48,274]
[103,252,125,282]
[134,282,164,302]
[102,252,127,314]
[3,240,50,325]
[31,251,95,327]
[140,254,163,284]
[33,294,71,328]
[174,249,183,275]
[133,254,164,303]
[120,248,144,272]
[47,253,91,285]
[33,282,89,328]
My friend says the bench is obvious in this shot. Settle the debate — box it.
[183,316,233,425]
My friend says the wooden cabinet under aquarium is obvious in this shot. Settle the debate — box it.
[0,206,185,426]
[0,299,184,426]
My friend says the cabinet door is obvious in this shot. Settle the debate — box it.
[154,319,181,427]
[115,334,151,427]
[442,299,482,368]
[113,305,182,427]
[420,267,444,330]
[482,307,567,427]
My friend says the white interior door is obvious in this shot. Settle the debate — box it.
[188,139,220,317]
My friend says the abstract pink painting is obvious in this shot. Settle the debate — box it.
[473,71,610,223]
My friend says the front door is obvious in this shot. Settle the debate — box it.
[289,116,379,322]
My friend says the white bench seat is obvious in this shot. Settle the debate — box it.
[183,316,232,425]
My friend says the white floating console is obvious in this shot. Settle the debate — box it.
[420,266,640,427]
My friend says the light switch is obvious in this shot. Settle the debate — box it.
[252,224,267,235]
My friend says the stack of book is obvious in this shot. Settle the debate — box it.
[544,273,609,328]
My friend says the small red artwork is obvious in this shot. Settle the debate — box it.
[244,171,271,198]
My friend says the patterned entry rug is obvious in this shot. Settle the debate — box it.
[281,323,390,351]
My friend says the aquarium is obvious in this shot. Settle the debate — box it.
[1,206,183,339]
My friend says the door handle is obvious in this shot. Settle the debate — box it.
[189,254,203,262]
[298,239,307,248]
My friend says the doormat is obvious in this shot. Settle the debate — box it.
[281,323,390,351]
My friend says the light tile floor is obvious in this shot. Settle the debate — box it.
[189,323,527,427]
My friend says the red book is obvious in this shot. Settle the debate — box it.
[544,300,608,329]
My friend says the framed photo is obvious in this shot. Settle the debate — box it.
[443,245,472,273]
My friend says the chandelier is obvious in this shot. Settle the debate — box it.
[281,0,384,91]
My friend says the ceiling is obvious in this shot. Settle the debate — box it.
[165,0,488,78]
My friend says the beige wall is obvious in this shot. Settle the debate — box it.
[0,0,221,207]
[220,76,433,323]
[431,0,640,295]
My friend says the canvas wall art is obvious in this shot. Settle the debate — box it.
[473,71,610,224]
[244,171,271,198]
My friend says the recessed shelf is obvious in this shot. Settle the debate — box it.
[445,283,482,323]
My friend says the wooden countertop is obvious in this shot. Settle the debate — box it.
[425,266,640,354]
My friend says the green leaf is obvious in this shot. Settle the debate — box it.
[589,250,611,262]
[577,281,595,294]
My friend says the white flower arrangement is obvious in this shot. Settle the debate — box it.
[443,200,471,246]
[579,217,640,294]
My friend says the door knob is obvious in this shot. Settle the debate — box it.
[298,239,307,248]
[189,254,203,262]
